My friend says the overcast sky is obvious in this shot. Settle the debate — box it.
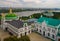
[0,0,60,8]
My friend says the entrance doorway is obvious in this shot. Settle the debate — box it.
[43,31,45,36]
[5,27,8,31]
[25,32,27,36]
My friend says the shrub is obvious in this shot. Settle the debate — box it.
[4,36,30,41]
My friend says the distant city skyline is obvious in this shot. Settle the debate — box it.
[0,0,60,8]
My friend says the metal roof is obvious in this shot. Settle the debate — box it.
[6,20,24,29]
[37,17,60,26]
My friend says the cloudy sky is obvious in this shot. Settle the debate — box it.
[0,0,60,8]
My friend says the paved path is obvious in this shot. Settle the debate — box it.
[0,28,10,41]
[28,33,52,41]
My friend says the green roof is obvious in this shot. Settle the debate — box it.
[37,17,60,26]
[5,13,17,17]
[5,17,18,20]
[5,13,18,20]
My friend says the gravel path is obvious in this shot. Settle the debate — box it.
[28,33,52,41]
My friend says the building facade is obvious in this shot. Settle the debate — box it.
[34,16,60,41]
[4,20,33,38]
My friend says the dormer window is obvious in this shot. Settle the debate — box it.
[24,23,27,27]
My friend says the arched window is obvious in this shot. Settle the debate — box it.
[48,33,50,36]
[40,30,41,33]
[52,35,55,39]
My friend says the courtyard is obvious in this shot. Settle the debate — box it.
[0,28,10,41]
[0,28,52,41]
[28,32,52,41]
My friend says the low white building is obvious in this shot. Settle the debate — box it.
[3,20,35,38]
[35,16,60,41]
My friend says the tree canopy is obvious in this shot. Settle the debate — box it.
[4,36,30,41]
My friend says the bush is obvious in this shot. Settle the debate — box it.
[19,36,30,41]
[4,36,30,41]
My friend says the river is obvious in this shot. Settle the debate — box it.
[14,11,44,17]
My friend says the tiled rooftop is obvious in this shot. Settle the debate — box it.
[6,20,24,29]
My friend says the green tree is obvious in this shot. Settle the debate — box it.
[4,36,30,41]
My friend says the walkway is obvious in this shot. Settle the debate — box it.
[28,33,52,41]
[0,28,10,41]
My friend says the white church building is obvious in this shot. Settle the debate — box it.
[0,9,36,38]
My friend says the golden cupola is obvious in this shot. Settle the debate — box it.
[9,8,12,13]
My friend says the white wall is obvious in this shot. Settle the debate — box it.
[35,21,58,40]
[5,22,32,38]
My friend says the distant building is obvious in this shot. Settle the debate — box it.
[43,11,54,17]
[35,16,60,41]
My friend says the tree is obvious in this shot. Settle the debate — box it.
[4,36,19,41]
[30,13,42,19]
[19,36,30,41]
[4,36,30,41]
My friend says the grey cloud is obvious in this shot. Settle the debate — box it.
[0,0,60,8]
